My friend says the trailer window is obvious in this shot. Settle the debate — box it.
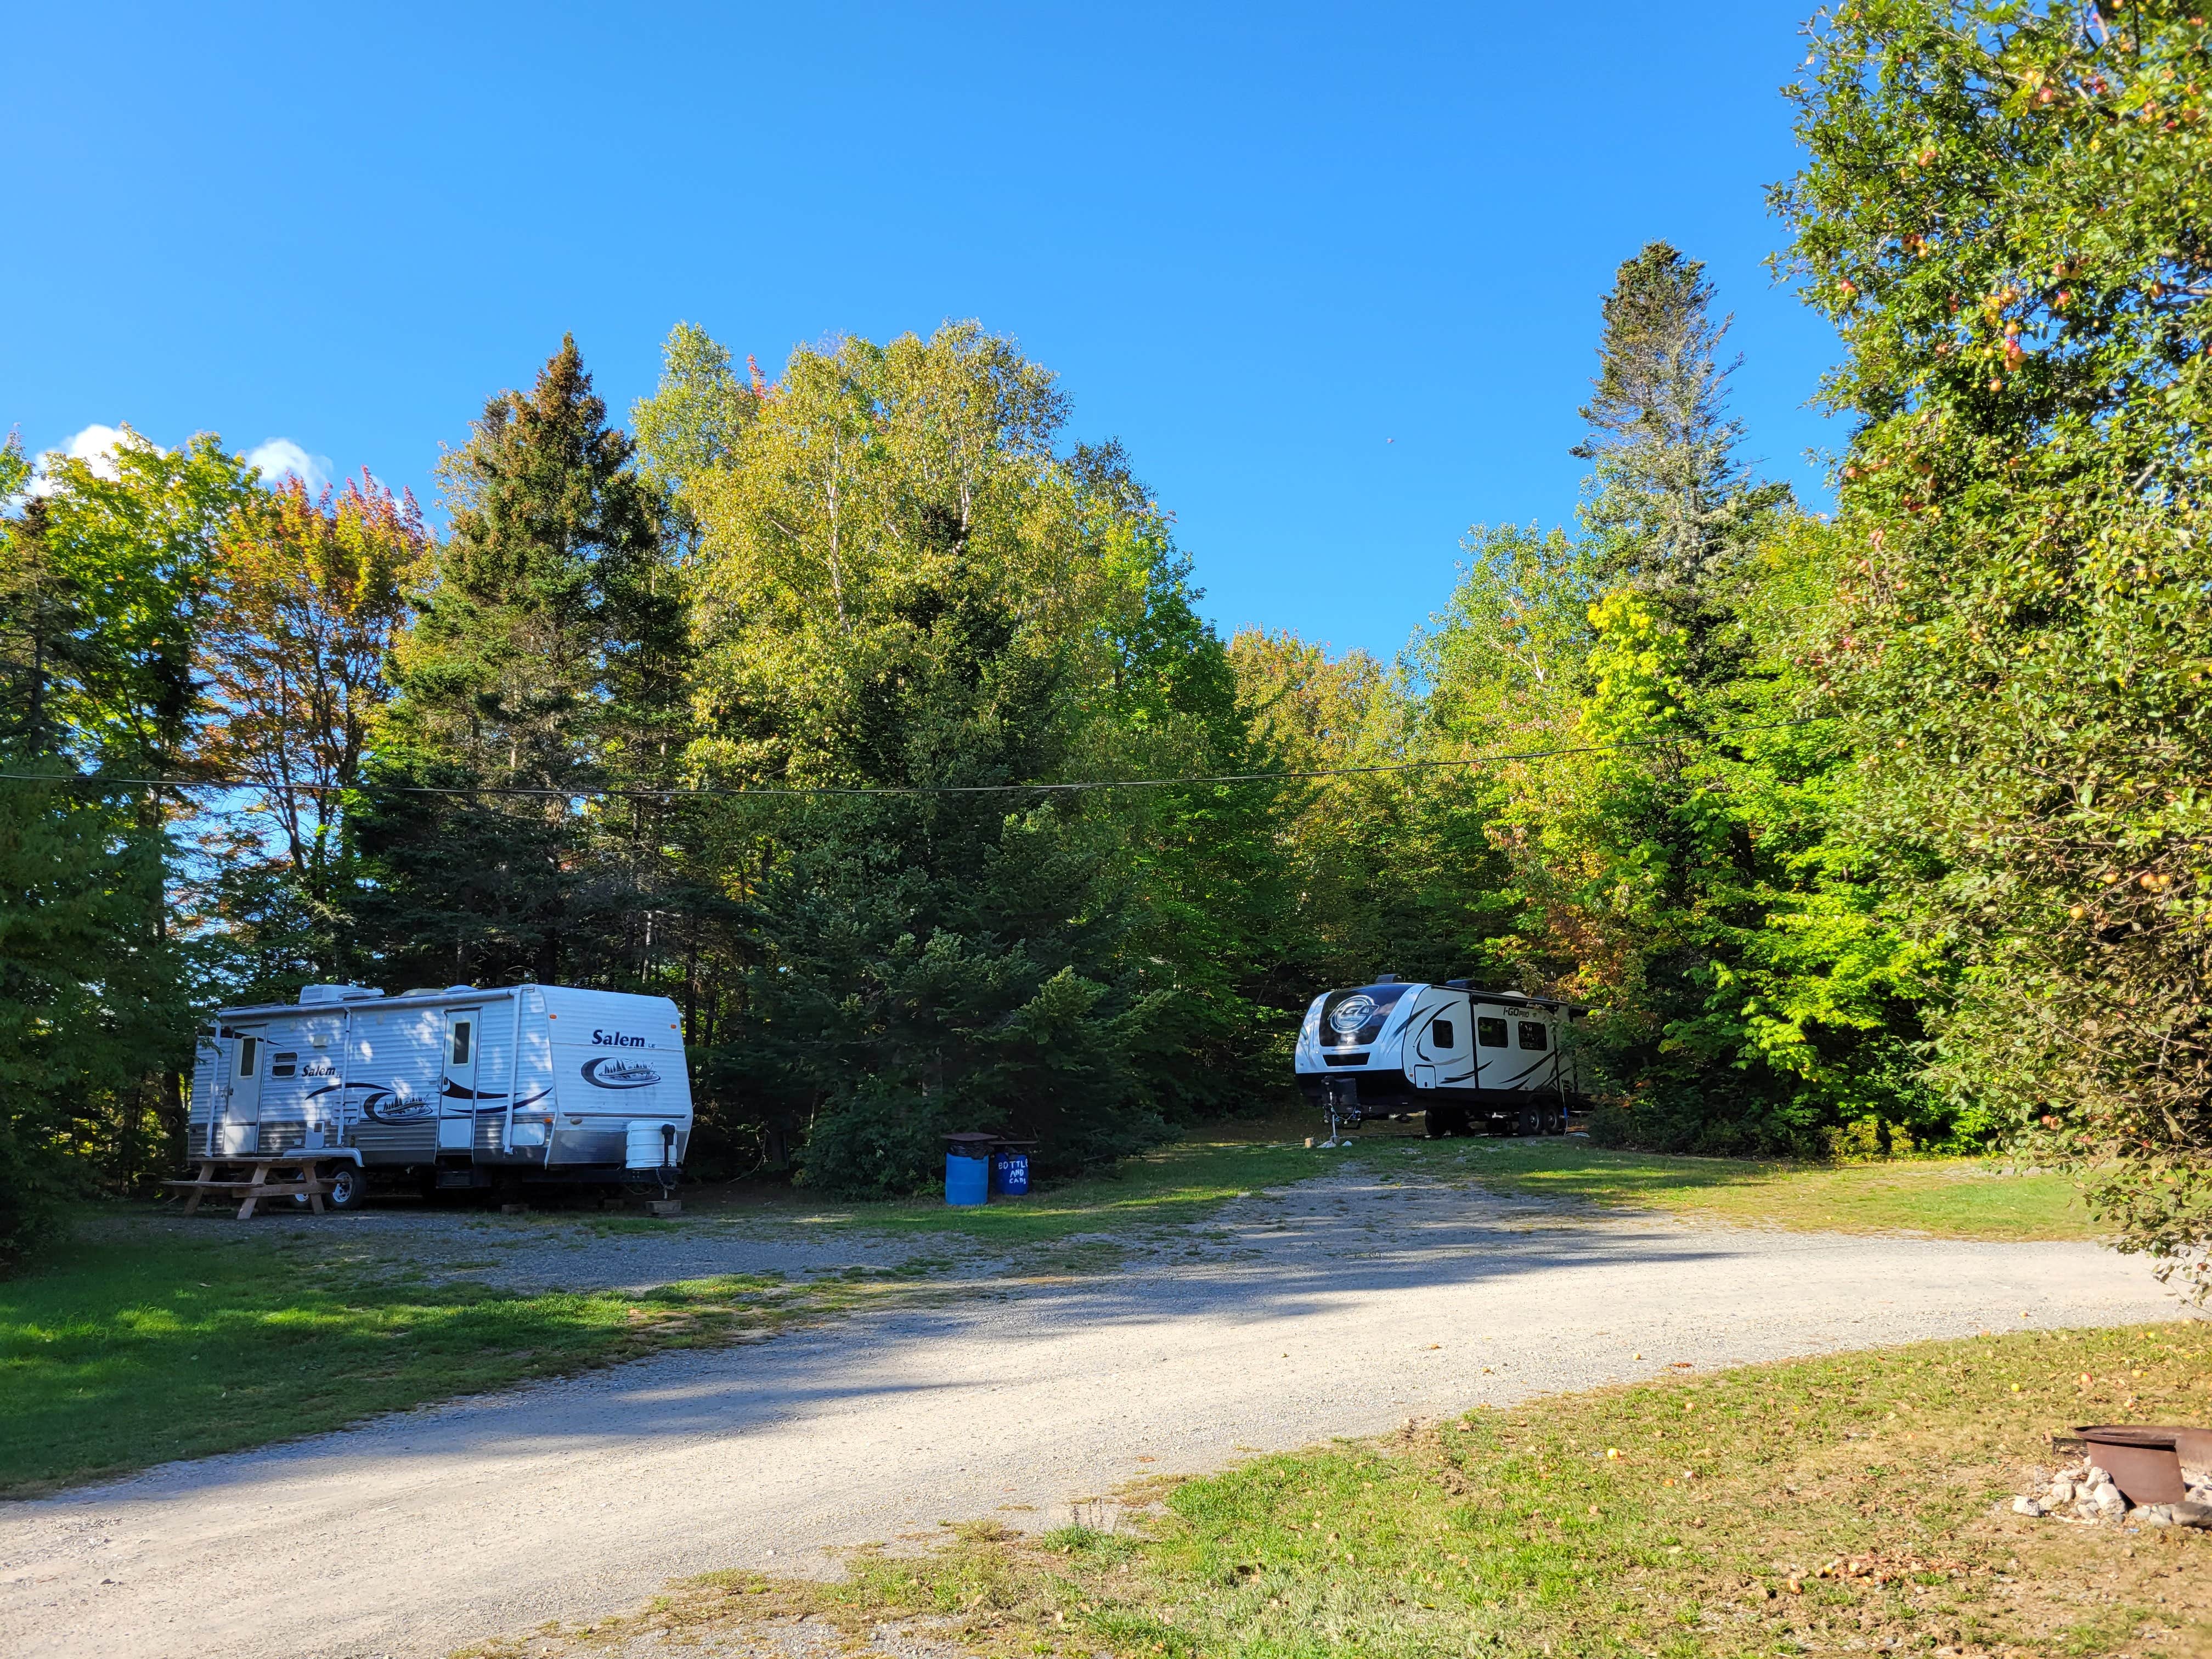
[238,1035,259,1076]
[270,1052,298,1077]
[1517,1021,1548,1051]
[1476,1017,1508,1048]
[450,1022,472,1066]
[1431,1020,1455,1048]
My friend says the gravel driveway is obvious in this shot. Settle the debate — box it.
[0,1161,2181,1659]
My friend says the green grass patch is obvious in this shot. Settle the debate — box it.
[484,1323,2212,1659]
[0,1229,881,1497]
[777,1133,1335,1246]
[1356,1135,2095,1240]
[698,1116,2088,1247]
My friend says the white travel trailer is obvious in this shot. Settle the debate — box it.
[1294,975,1587,1138]
[187,983,692,1205]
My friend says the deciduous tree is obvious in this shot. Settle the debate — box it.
[1777,0,2212,1286]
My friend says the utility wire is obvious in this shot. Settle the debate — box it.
[0,718,1831,803]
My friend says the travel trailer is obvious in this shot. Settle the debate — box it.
[1294,975,1587,1138]
[187,984,692,1204]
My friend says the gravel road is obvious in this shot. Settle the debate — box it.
[0,1162,2181,1659]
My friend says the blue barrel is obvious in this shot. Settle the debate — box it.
[945,1148,989,1207]
[991,1149,1030,1195]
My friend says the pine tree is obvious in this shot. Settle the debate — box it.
[358,337,685,988]
[1573,242,1789,665]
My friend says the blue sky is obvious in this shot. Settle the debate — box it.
[2,1,1838,662]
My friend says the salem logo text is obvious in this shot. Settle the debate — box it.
[582,1057,662,1090]
[591,1029,648,1048]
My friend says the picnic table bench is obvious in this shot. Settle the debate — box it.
[163,1154,351,1219]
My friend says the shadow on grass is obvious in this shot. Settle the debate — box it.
[0,1231,869,1497]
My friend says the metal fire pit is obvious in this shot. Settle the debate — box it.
[2072,1425,2211,1508]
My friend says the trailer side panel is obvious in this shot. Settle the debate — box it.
[539,988,691,1168]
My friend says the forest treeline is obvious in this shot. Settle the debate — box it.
[3,0,2207,1288]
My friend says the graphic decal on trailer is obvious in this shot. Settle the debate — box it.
[481,1088,549,1117]
[323,1082,434,1124]
[304,1080,549,1122]
[438,1080,554,1117]
[582,1057,662,1090]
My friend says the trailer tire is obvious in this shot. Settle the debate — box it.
[325,1163,368,1211]
[292,1161,368,1211]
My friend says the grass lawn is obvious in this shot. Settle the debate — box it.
[0,1227,887,1498]
[467,1322,2212,1659]
[697,1116,2092,1246]
[2,1122,2095,1500]
[1384,1135,2096,1240]
[698,1130,1339,1248]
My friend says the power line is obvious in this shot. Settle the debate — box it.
[0,719,1832,803]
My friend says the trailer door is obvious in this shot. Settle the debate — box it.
[437,1007,482,1154]
[224,1033,264,1154]
[1411,993,1475,1088]
[1511,1016,1557,1092]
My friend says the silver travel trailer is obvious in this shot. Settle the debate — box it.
[187,983,693,1204]
[1294,975,1588,1138]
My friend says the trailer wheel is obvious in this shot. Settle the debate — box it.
[292,1162,369,1211]
[325,1163,368,1210]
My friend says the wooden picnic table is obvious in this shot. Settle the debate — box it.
[163,1154,349,1220]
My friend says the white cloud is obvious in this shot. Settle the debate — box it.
[59,421,155,473]
[244,437,332,494]
[27,422,162,495]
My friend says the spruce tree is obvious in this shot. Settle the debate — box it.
[1573,242,1789,667]
[358,337,685,988]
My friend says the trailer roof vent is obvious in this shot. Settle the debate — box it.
[298,984,385,1006]
[1374,973,1398,984]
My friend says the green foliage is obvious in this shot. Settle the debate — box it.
[4,428,256,768]
[1558,565,1949,1156]
[0,430,251,1252]
[1573,241,1793,675]
[358,335,690,989]
[1228,624,1523,997]
[630,320,759,551]
[0,771,179,1255]
[49,63,2209,1222]
[192,471,425,1004]
[1418,521,1599,740]
[647,323,1265,1192]
[1776,0,2212,1288]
